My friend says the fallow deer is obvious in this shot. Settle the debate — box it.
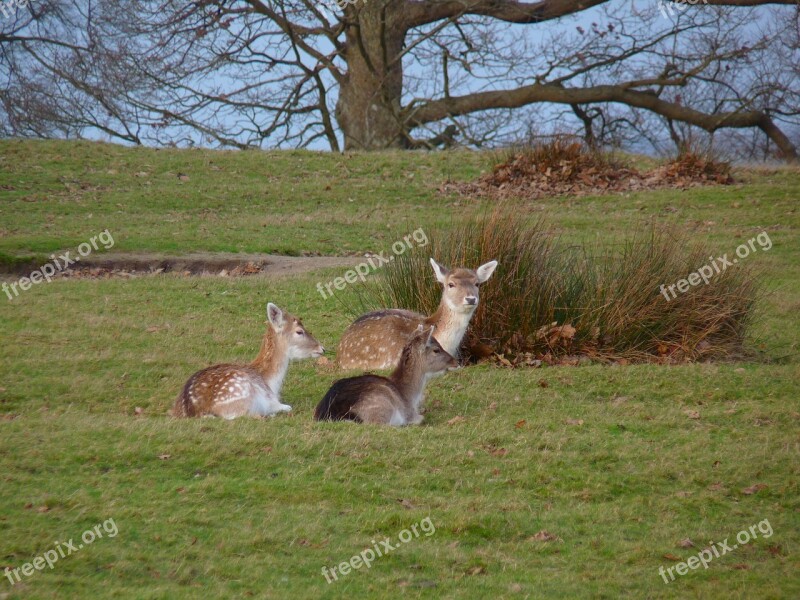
[173,303,324,419]
[315,325,457,425]
[336,258,497,370]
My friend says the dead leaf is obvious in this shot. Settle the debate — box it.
[447,415,466,425]
[766,545,783,557]
[684,409,701,420]
[146,326,161,333]
[675,491,692,498]
[397,498,415,509]
[663,553,682,561]
[741,483,767,495]
[565,418,584,426]
[538,379,549,388]
[37,506,49,513]
[731,563,750,570]
[262,446,272,453]
[488,402,498,411]
[677,538,695,548]
[467,565,486,575]
[157,454,171,460]
[558,324,576,339]
[134,407,144,416]
[515,419,527,429]
[494,354,512,367]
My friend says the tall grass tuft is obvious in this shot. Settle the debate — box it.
[345,209,761,364]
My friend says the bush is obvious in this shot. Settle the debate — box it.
[346,209,761,364]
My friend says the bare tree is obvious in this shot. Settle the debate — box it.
[1,0,798,158]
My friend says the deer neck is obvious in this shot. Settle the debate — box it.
[389,358,429,412]
[250,328,289,395]
[425,301,474,357]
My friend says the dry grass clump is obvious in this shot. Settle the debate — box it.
[347,208,760,365]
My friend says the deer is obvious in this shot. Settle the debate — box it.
[336,258,497,370]
[172,302,324,419]
[315,325,457,425]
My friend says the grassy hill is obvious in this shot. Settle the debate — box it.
[0,140,798,598]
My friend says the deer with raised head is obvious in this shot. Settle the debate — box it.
[172,302,324,419]
[315,325,457,425]
[336,258,497,370]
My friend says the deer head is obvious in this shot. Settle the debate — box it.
[396,324,458,378]
[430,258,498,313]
[266,302,325,360]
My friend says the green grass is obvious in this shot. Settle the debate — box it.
[0,140,798,598]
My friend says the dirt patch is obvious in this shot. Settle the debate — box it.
[0,252,361,280]
[440,142,733,200]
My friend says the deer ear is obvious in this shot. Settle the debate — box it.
[266,302,285,331]
[476,260,498,283]
[430,258,449,284]
[425,326,436,345]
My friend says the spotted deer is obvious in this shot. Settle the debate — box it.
[172,303,324,419]
[336,258,497,370]
[315,325,457,425]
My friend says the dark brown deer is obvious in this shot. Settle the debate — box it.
[316,325,458,425]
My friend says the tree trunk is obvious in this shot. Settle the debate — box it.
[335,2,407,150]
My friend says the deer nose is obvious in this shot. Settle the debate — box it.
[464,296,477,306]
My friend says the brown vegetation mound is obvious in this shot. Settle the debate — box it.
[442,140,733,199]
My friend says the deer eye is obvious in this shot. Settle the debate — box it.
[432,348,440,353]
[448,283,455,288]
[296,330,304,335]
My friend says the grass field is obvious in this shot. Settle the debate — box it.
[0,140,798,598]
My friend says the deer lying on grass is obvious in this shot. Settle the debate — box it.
[315,325,457,425]
[173,303,324,419]
[336,258,497,370]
